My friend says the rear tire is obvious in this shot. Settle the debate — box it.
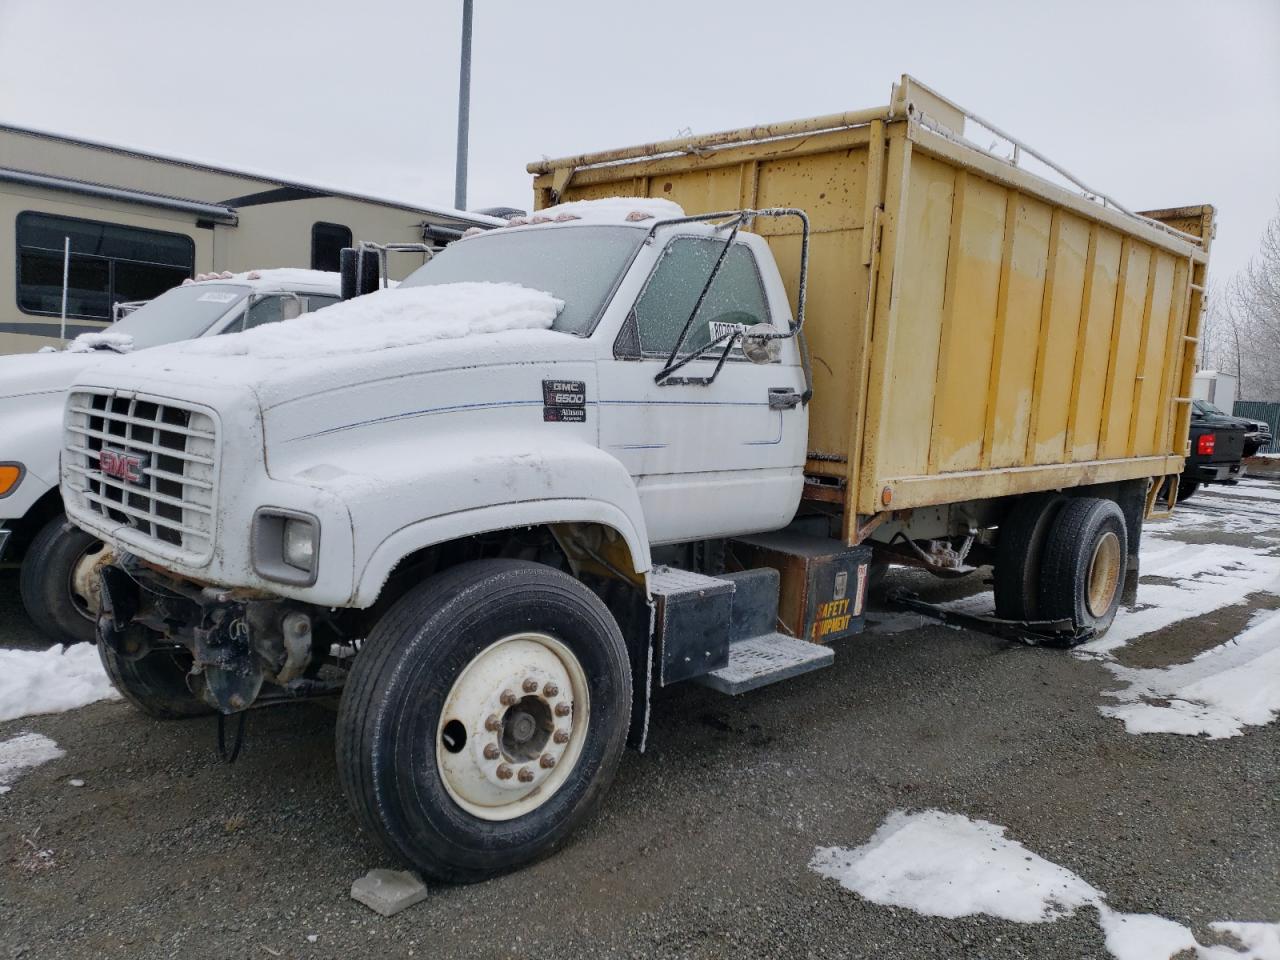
[993,494,1066,621]
[19,514,105,645]
[1037,498,1128,639]
[99,643,210,719]
[336,559,632,883]
[1176,478,1200,502]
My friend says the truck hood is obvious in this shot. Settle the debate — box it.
[0,350,109,400]
[85,326,587,412]
[77,282,572,411]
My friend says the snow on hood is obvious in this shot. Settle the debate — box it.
[166,281,563,361]
[65,332,135,354]
[500,197,685,228]
[0,349,105,398]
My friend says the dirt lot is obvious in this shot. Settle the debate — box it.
[1,480,1277,960]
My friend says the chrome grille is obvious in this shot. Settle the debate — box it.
[64,390,218,561]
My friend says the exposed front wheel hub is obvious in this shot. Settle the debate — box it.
[436,632,589,821]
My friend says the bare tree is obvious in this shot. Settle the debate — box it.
[1208,203,1280,401]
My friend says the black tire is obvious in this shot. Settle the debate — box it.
[98,643,210,719]
[1176,478,1200,503]
[993,494,1067,621]
[865,560,890,600]
[19,514,104,645]
[336,559,632,883]
[1037,498,1128,638]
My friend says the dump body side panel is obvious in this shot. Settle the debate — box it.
[531,104,1211,536]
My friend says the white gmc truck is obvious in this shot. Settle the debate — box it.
[60,191,1165,883]
[62,199,842,881]
[1,269,339,644]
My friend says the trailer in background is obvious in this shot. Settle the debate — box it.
[0,123,501,354]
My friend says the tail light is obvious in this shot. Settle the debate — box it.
[1197,433,1216,455]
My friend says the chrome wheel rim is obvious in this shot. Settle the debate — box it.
[436,632,588,821]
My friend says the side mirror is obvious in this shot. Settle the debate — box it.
[280,295,304,321]
[741,329,781,364]
[340,248,381,301]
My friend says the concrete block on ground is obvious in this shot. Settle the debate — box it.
[350,868,429,917]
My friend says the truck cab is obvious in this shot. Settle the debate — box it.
[2,269,339,644]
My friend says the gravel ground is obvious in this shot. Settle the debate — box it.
[1,481,1277,960]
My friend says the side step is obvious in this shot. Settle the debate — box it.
[696,632,834,695]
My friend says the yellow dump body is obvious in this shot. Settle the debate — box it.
[530,77,1212,544]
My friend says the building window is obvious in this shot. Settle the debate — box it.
[311,222,352,272]
[15,212,195,320]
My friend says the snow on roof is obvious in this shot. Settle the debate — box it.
[500,197,686,230]
[170,282,563,361]
[184,268,340,294]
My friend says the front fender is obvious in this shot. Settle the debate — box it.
[354,496,651,607]
[274,432,652,608]
[0,391,61,521]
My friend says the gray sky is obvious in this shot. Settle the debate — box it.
[2,0,1277,283]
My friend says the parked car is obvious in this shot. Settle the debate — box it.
[0,269,340,644]
[1180,399,1250,501]
[1204,402,1275,457]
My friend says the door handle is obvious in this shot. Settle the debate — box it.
[769,387,802,410]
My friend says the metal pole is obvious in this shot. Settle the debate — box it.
[454,0,473,211]
[60,236,70,341]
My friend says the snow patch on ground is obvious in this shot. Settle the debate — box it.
[1099,608,1280,738]
[168,282,563,361]
[0,732,64,794]
[1077,540,1280,656]
[0,644,121,723]
[812,810,1280,960]
[810,810,1100,923]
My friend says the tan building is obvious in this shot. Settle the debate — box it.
[0,123,501,354]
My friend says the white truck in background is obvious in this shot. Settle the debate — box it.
[1,269,340,644]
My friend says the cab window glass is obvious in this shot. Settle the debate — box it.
[221,293,338,334]
[631,237,769,357]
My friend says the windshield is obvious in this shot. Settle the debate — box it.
[107,283,249,350]
[398,226,645,336]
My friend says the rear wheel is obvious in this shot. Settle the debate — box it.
[993,494,1066,621]
[99,643,211,719]
[19,514,111,645]
[337,559,632,883]
[1037,498,1128,639]
[1176,478,1201,502]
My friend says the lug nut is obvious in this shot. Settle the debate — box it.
[553,730,570,745]
[484,714,501,732]
[539,754,556,769]
[522,678,539,693]
[500,690,518,706]
[517,767,535,783]
[554,702,571,717]
[543,682,559,698]
[483,743,500,760]
[496,764,513,780]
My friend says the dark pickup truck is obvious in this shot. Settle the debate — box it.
[1180,399,1250,501]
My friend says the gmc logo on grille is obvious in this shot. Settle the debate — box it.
[99,448,149,486]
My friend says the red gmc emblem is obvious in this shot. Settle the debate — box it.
[99,448,149,485]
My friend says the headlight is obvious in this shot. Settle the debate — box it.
[283,517,317,570]
[0,462,24,498]
[252,508,321,586]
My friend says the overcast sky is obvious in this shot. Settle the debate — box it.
[1,0,1277,283]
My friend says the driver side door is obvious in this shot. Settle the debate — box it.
[596,234,807,545]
